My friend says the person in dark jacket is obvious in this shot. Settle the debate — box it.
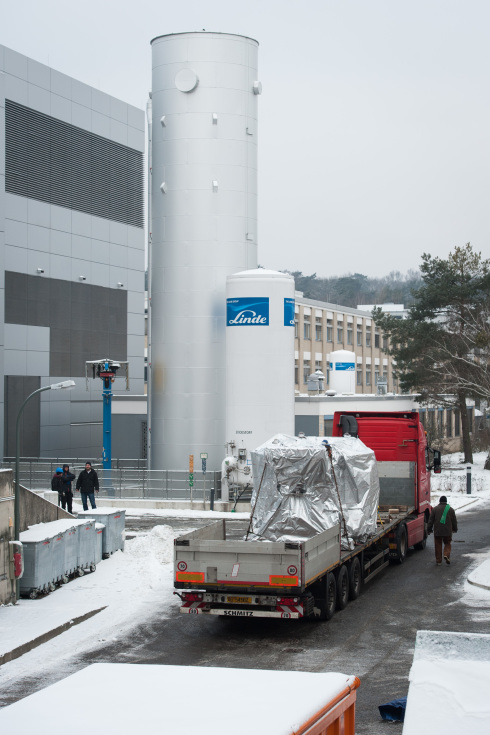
[62,464,76,514]
[76,462,99,511]
[428,495,458,565]
[51,467,65,507]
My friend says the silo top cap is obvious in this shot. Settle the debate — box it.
[228,269,294,279]
[151,31,259,45]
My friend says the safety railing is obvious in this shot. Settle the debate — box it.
[1,459,221,503]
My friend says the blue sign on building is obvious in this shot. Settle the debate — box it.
[330,362,355,371]
[284,298,295,326]
[227,297,269,326]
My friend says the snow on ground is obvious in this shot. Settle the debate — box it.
[403,631,490,734]
[1,453,489,690]
[430,451,490,512]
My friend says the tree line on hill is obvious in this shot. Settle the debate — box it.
[282,246,490,466]
[283,269,422,309]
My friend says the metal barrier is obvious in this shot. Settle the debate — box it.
[1,459,221,502]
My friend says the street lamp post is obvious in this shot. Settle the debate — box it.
[14,380,75,599]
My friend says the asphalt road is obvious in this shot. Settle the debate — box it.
[3,506,490,733]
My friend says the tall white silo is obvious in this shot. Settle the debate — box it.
[329,350,356,394]
[225,269,295,453]
[150,32,260,471]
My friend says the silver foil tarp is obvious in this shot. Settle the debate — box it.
[248,434,380,550]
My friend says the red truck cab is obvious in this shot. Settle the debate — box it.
[332,411,432,549]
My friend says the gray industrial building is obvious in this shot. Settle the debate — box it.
[0,45,146,460]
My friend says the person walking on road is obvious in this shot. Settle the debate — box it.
[76,462,99,511]
[428,495,458,565]
[61,464,76,514]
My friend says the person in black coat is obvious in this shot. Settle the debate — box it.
[62,464,76,514]
[51,468,65,507]
[76,462,99,511]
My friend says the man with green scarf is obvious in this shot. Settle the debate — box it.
[428,495,458,565]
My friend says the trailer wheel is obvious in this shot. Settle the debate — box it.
[349,557,362,600]
[325,573,337,620]
[394,522,408,564]
[313,572,337,620]
[336,565,349,610]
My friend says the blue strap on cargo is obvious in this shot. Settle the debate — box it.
[440,504,450,524]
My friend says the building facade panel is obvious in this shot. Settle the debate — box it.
[294,293,396,395]
[0,44,146,459]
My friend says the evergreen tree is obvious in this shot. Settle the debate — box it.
[374,244,490,464]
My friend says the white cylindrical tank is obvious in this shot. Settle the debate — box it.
[225,269,295,458]
[150,32,260,470]
[329,350,356,394]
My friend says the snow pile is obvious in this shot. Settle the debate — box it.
[403,631,490,734]
[0,524,179,676]
[125,524,175,564]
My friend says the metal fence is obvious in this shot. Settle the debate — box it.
[2,458,221,503]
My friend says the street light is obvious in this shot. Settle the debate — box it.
[14,380,76,598]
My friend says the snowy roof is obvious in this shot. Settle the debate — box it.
[20,519,93,542]
[0,663,356,734]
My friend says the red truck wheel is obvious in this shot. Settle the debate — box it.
[393,522,408,564]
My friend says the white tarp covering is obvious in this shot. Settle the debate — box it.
[249,435,380,549]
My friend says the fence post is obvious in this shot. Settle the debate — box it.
[467,465,472,494]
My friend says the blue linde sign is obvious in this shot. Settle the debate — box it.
[284,298,295,326]
[330,362,355,371]
[227,297,269,326]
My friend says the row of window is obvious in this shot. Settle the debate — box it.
[296,319,387,349]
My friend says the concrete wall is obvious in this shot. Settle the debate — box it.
[0,469,14,604]
[19,484,72,532]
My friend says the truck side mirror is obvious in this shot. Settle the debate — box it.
[433,450,441,474]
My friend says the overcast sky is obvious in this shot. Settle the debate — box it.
[2,0,489,278]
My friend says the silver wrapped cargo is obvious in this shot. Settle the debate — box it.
[249,435,380,549]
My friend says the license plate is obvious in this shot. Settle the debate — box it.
[227,596,252,604]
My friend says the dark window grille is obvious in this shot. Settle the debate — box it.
[5,99,144,228]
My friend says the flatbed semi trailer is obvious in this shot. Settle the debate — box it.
[174,411,438,620]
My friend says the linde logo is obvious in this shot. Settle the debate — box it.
[284,298,295,326]
[331,362,355,371]
[227,297,269,326]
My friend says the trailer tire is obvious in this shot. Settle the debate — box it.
[394,522,408,564]
[325,573,337,620]
[313,572,337,620]
[336,565,349,610]
[349,557,362,600]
